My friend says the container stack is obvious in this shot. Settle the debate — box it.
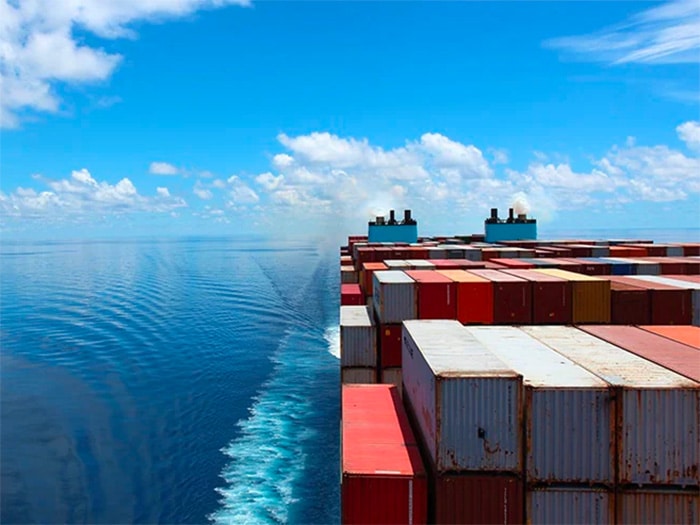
[401,320,524,524]
[522,325,700,523]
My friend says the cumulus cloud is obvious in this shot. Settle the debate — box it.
[0,0,249,127]
[227,175,259,205]
[0,168,186,219]
[677,120,700,151]
[149,161,179,175]
[545,0,700,65]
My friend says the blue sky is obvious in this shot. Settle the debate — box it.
[1,0,699,240]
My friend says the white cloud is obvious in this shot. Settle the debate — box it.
[0,168,186,219]
[0,0,250,127]
[227,175,259,204]
[149,161,179,175]
[418,133,493,178]
[677,120,700,151]
[545,0,700,65]
[255,172,284,191]
[272,154,294,169]
[194,186,213,200]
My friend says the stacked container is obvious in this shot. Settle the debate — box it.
[502,269,572,324]
[340,306,377,383]
[627,275,700,326]
[341,385,427,524]
[533,269,610,323]
[465,326,615,523]
[606,276,692,325]
[521,325,699,524]
[401,320,524,524]
[470,269,532,324]
[404,270,457,320]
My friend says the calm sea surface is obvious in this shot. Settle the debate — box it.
[2,229,698,524]
[1,237,341,524]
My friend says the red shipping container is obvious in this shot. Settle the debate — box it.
[639,325,700,350]
[608,276,692,325]
[391,246,411,260]
[380,323,402,368]
[562,258,611,276]
[437,270,494,325]
[502,269,572,324]
[564,245,593,257]
[538,246,574,257]
[482,261,507,269]
[404,270,457,320]
[341,284,364,306]
[539,258,583,274]
[409,247,429,259]
[642,257,686,275]
[373,247,395,264]
[490,259,536,269]
[361,262,388,296]
[355,247,377,269]
[469,270,532,324]
[432,473,524,524]
[427,259,464,270]
[580,325,700,382]
[680,243,700,256]
[610,281,650,325]
[342,385,428,524]
[480,248,502,261]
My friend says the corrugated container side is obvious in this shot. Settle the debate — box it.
[610,282,650,325]
[535,270,611,323]
[341,367,377,384]
[469,270,532,324]
[520,326,700,488]
[341,266,359,284]
[340,306,376,368]
[617,489,699,524]
[527,488,614,525]
[432,473,524,525]
[402,320,522,473]
[627,275,700,326]
[437,270,494,325]
[341,283,364,306]
[466,326,613,485]
[380,367,402,397]
[379,323,402,368]
[373,271,416,324]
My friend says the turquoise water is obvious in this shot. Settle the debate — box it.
[1,237,340,524]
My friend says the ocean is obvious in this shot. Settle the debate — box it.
[1,237,341,524]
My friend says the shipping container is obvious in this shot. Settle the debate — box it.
[538,258,583,274]
[342,385,427,524]
[341,265,359,284]
[594,257,635,275]
[373,271,416,324]
[340,306,376,368]
[402,320,522,473]
[405,270,457,320]
[639,325,700,349]
[380,367,402,397]
[469,270,532,324]
[380,323,402,368]
[562,258,611,276]
[617,489,699,524]
[580,325,700,383]
[626,275,700,326]
[610,281,650,325]
[432,473,524,525]
[341,283,364,306]
[342,367,377,384]
[606,276,693,325]
[427,247,448,259]
[521,326,699,487]
[532,269,611,324]
[436,270,494,325]
[383,259,411,270]
[490,258,535,269]
[527,487,614,525]
[642,257,687,275]
[467,326,613,484]
[360,262,387,296]
[502,269,572,324]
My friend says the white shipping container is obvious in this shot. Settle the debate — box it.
[427,247,447,259]
[527,488,613,525]
[402,320,522,473]
[373,271,416,324]
[466,326,613,484]
[340,306,376,368]
[618,490,699,524]
[461,247,482,261]
[341,367,377,384]
[341,266,358,284]
[521,325,700,487]
[383,260,411,269]
[620,258,661,275]
[405,259,436,270]
[625,275,700,326]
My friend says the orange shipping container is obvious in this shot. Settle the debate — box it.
[638,325,700,350]
[533,269,611,323]
[437,270,494,325]
[360,262,387,296]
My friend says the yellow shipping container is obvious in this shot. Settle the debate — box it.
[533,269,610,323]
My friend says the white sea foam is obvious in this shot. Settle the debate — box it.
[324,326,340,359]
[209,328,327,524]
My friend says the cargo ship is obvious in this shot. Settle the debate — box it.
[338,209,700,524]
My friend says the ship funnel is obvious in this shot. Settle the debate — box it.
[490,208,498,220]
